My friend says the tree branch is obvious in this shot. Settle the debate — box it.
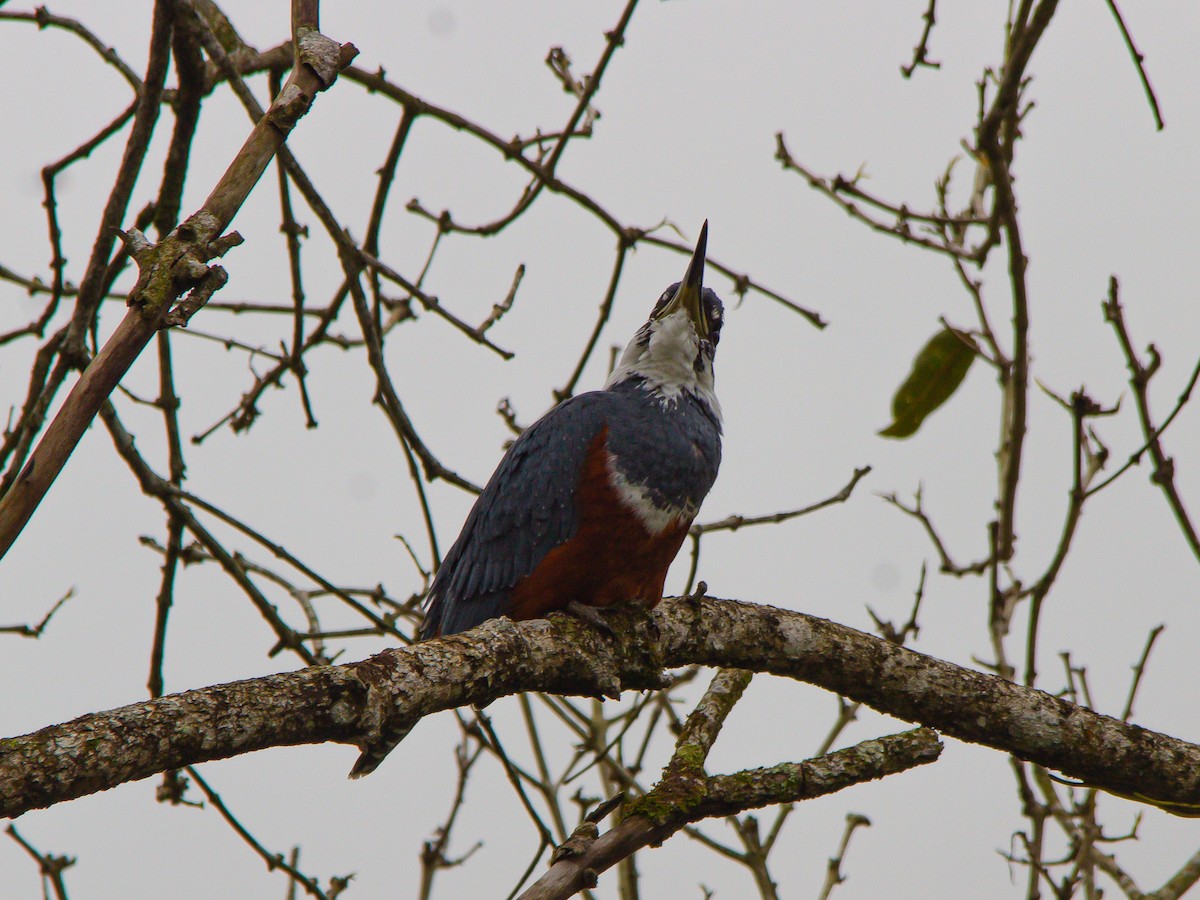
[5,596,1200,822]
[521,729,940,900]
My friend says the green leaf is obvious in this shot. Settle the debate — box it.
[879,326,977,439]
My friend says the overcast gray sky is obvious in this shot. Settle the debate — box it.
[3,2,1200,897]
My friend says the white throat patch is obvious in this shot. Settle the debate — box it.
[604,308,722,422]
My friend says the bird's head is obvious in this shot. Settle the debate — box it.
[605,222,724,420]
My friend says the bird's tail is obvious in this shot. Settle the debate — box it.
[348,720,416,778]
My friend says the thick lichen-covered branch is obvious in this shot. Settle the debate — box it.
[4,596,1200,822]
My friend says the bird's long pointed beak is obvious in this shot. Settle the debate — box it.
[657,221,709,337]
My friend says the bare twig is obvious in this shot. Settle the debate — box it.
[1103,0,1165,130]
[187,766,351,899]
[901,0,941,78]
[418,736,485,899]
[0,8,143,90]
[685,467,870,595]
[881,486,991,577]
[775,134,983,262]
[1103,277,1200,561]
[0,588,75,638]
[693,466,872,537]
[1120,624,1165,723]
[817,813,872,900]
[5,824,75,900]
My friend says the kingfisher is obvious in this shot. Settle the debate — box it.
[348,224,722,777]
[420,223,724,639]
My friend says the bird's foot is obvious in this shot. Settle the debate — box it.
[564,600,617,637]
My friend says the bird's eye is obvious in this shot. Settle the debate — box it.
[704,298,723,345]
[651,285,677,318]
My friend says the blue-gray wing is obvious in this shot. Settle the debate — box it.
[420,393,614,637]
